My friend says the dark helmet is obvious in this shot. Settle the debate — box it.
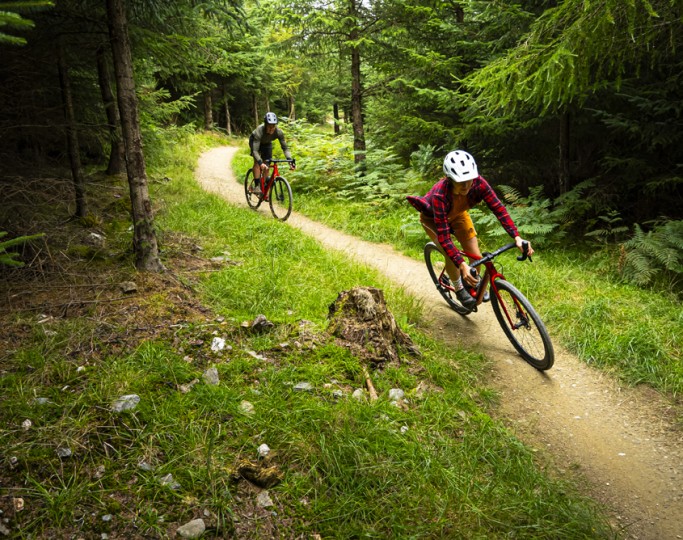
[264,112,278,125]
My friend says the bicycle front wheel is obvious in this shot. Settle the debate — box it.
[424,242,470,316]
[269,176,293,221]
[490,279,554,370]
[244,169,261,209]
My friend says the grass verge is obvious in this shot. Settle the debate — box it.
[0,131,615,538]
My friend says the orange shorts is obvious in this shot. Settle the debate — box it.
[420,211,477,244]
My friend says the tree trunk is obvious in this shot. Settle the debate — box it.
[333,103,340,134]
[223,83,232,136]
[57,36,87,218]
[252,94,259,126]
[327,287,419,366]
[106,0,164,272]
[96,44,125,175]
[288,95,295,120]
[203,91,213,130]
[558,112,571,195]
[349,0,366,164]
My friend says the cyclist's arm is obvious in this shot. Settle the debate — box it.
[276,128,293,161]
[251,127,265,165]
[478,178,519,238]
[478,178,533,255]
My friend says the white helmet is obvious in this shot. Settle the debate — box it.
[443,150,478,182]
[264,112,278,125]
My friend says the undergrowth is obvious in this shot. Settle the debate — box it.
[0,130,614,538]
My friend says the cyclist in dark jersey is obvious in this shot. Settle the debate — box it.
[248,112,295,194]
[407,150,534,310]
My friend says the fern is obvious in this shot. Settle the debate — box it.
[0,231,44,267]
[472,185,561,245]
[621,220,683,291]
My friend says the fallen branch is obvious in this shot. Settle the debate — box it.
[363,366,378,401]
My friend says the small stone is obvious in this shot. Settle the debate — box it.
[111,394,140,412]
[119,281,137,294]
[256,491,274,508]
[388,388,404,401]
[251,314,274,333]
[332,390,344,400]
[101,514,112,522]
[8,457,18,469]
[138,460,154,472]
[352,388,365,400]
[176,518,206,538]
[210,337,225,351]
[56,447,72,458]
[159,473,180,490]
[258,444,270,458]
[400,425,409,434]
[33,397,52,405]
[293,382,313,392]
[239,401,255,416]
[0,523,10,536]
[202,367,220,386]
[12,498,24,512]
[21,419,32,431]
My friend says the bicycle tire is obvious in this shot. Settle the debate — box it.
[424,242,471,316]
[269,176,293,221]
[490,279,554,370]
[244,169,262,210]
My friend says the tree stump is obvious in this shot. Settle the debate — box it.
[327,286,419,366]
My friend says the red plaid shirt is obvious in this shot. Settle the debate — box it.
[406,176,519,266]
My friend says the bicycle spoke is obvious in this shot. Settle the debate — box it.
[269,177,293,221]
[491,279,554,370]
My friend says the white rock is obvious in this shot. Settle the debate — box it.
[258,444,270,458]
[202,367,220,386]
[111,394,140,412]
[176,518,206,538]
[210,337,225,351]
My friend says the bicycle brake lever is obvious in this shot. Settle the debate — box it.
[516,241,533,262]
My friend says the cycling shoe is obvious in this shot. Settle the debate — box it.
[455,287,477,310]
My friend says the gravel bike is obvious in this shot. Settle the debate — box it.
[244,159,294,221]
[424,241,554,370]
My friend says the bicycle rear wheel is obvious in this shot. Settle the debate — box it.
[244,169,261,209]
[490,279,554,370]
[424,242,471,316]
[269,176,293,221]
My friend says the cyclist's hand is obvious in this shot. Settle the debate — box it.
[515,236,534,257]
[289,159,296,170]
[459,262,478,287]
[260,163,269,174]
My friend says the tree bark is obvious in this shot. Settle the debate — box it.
[349,0,366,164]
[288,95,295,120]
[252,94,259,126]
[333,102,340,135]
[57,36,87,218]
[558,112,571,195]
[223,83,232,136]
[203,91,213,130]
[106,0,163,272]
[96,44,125,175]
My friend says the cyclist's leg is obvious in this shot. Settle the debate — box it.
[420,215,459,282]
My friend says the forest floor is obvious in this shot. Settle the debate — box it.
[199,146,683,540]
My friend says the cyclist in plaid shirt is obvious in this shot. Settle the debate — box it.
[407,150,534,310]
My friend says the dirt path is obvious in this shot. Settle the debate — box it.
[196,146,682,540]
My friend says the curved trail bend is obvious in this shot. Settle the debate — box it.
[196,146,682,539]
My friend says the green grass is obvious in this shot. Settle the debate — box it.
[0,130,615,538]
[235,128,682,402]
